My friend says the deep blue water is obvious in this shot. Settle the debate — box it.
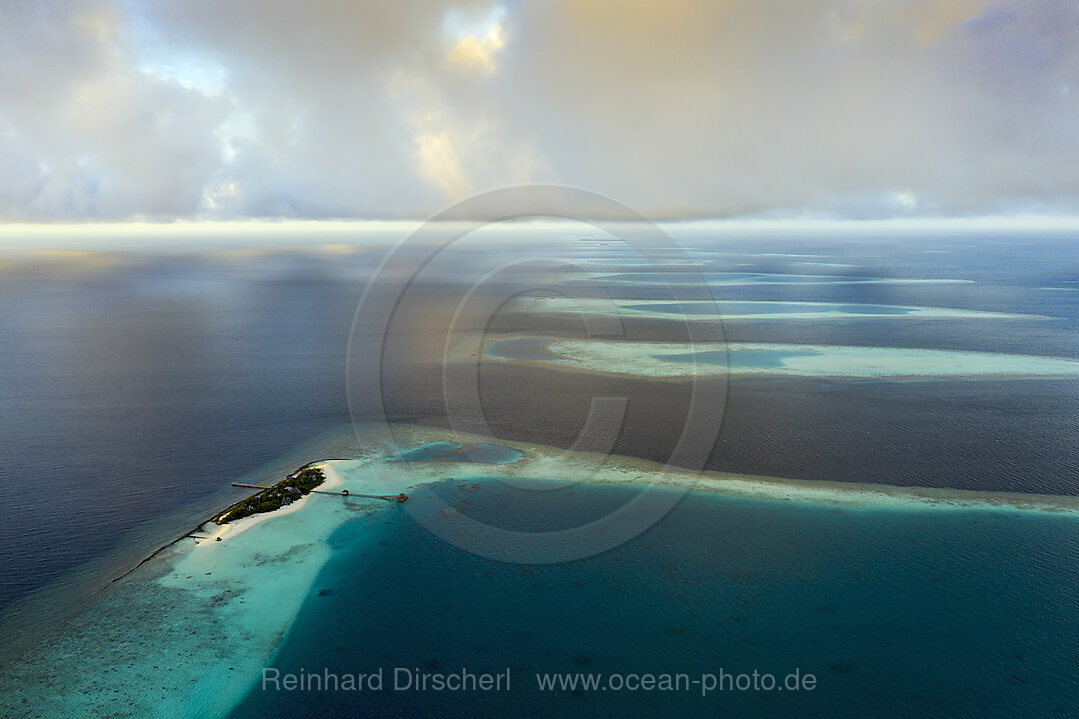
[3,231,1079,717]
[230,478,1079,718]
[3,234,1079,615]
[0,254,370,612]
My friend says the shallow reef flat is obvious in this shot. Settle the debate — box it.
[0,430,528,719]
[2,424,1078,719]
[574,270,973,286]
[518,297,1046,321]
[482,336,1079,380]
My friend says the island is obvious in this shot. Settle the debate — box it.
[215,467,327,524]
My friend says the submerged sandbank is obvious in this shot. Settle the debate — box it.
[573,270,974,287]
[363,426,1079,517]
[1,424,1077,719]
[481,336,1079,381]
[0,450,423,719]
[518,296,1047,321]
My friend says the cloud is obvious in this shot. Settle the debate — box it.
[0,0,1077,221]
[449,25,505,73]
[0,0,229,219]
[415,131,473,200]
[492,0,1079,218]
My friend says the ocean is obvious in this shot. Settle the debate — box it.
[230,478,1079,718]
[1,226,1078,717]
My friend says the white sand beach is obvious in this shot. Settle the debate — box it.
[2,424,1077,719]
[194,461,345,546]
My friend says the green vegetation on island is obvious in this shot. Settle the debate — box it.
[215,467,326,524]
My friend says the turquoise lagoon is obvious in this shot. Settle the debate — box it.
[389,441,524,464]
[2,429,1078,719]
[231,479,1079,718]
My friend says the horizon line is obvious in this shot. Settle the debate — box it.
[5,214,1079,235]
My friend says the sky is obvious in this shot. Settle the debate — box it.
[1,0,1077,222]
